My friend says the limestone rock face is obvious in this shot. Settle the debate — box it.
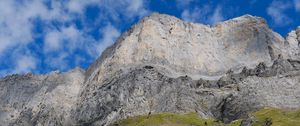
[0,68,84,126]
[85,13,286,83]
[286,26,300,60]
[1,13,300,126]
[73,58,300,125]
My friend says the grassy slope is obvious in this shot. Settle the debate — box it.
[252,108,300,126]
[112,113,240,126]
[112,108,300,126]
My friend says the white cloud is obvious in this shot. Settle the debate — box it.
[44,30,62,52]
[108,0,149,20]
[0,0,149,76]
[126,0,148,17]
[0,0,34,54]
[66,0,149,20]
[267,0,292,26]
[0,0,148,54]
[0,0,69,56]
[44,25,83,53]
[13,55,37,74]
[295,0,300,11]
[180,5,224,25]
[94,24,121,56]
[42,25,89,71]
[67,1,88,14]
[208,6,224,24]
[45,52,69,71]
[181,8,203,22]
[62,26,83,50]
[181,4,211,22]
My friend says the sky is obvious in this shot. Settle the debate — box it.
[0,0,300,77]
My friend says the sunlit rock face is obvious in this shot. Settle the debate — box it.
[85,13,287,83]
[1,13,300,126]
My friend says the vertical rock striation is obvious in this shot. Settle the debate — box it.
[1,13,300,126]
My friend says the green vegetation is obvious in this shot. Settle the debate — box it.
[251,108,300,126]
[112,112,240,126]
[112,108,300,126]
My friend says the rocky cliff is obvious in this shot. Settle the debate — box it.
[1,13,300,126]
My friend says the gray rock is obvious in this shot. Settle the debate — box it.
[1,13,300,126]
[72,58,300,125]
[240,116,255,126]
[85,13,287,85]
[0,68,84,126]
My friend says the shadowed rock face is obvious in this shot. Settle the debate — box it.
[72,58,300,125]
[0,68,84,126]
[1,13,300,126]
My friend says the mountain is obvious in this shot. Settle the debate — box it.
[1,13,300,126]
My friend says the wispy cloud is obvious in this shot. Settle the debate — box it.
[0,0,149,76]
[13,55,37,74]
[45,52,69,71]
[181,7,206,22]
[44,30,63,52]
[267,0,292,26]
[208,5,224,24]
[179,3,224,25]
[44,25,83,53]
[295,0,300,11]
[93,24,121,56]
[89,24,121,57]
[176,0,194,8]
[126,0,149,18]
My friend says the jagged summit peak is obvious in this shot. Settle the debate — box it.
[142,12,180,21]
[143,13,266,26]
[229,14,265,22]
[218,14,267,26]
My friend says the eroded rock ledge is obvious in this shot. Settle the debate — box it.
[72,56,300,125]
[1,13,300,126]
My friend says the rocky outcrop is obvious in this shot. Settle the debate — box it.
[85,13,287,83]
[71,57,300,125]
[1,13,300,126]
[0,68,84,126]
[286,27,300,60]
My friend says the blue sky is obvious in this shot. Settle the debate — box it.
[0,0,300,77]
